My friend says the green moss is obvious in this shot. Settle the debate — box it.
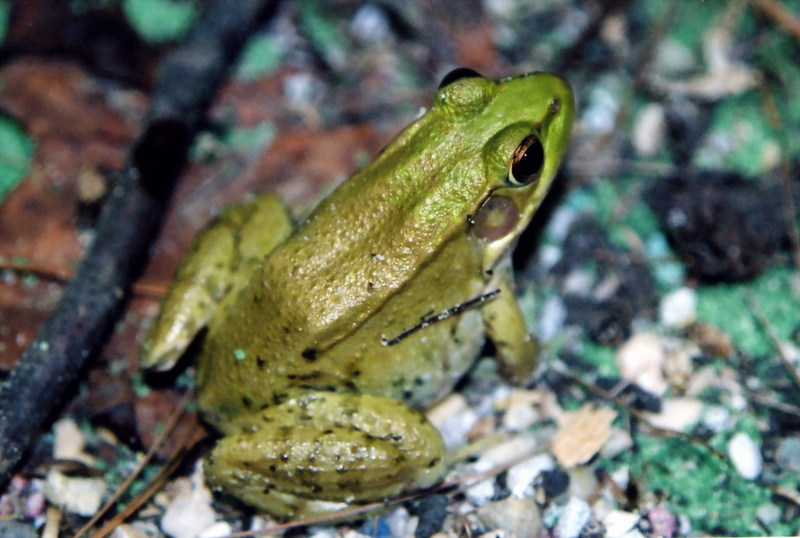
[695,92,781,176]
[602,435,792,535]
[696,266,800,357]
[576,340,619,378]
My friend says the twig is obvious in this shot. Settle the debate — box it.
[90,420,202,538]
[746,290,800,391]
[0,0,277,492]
[751,0,800,42]
[72,390,196,538]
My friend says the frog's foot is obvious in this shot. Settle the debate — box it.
[141,192,292,371]
[204,391,446,520]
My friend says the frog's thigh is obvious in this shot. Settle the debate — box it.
[482,258,539,384]
[141,193,292,370]
[205,391,446,519]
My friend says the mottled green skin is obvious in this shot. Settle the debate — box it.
[142,72,574,519]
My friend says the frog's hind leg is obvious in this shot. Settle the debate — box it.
[204,390,446,520]
[141,193,293,371]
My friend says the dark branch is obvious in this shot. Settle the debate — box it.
[0,0,277,491]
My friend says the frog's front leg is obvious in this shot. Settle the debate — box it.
[204,390,446,520]
[482,257,539,384]
[141,193,293,371]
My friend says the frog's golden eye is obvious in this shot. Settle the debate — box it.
[438,67,483,89]
[508,134,544,186]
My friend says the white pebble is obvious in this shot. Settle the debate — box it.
[603,509,641,536]
[659,287,697,328]
[43,470,106,517]
[555,496,591,538]
[633,103,666,156]
[506,454,555,498]
[727,432,763,480]
[465,478,497,506]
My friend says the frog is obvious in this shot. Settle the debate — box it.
[141,67,574,520]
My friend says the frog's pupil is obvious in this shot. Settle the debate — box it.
[438,67,483,89]
[511,135,544,185]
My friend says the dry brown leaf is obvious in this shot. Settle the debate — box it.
[551,404,617,468]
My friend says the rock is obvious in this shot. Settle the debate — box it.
[727,432,762,480]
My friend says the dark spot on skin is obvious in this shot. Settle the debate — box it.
[322,429,334,435]
[308,455,316,463]
[391,377,405,388]
[402,389,414,401]
[283,326,291,334]
[395,455,406,464]
[550,98,561,115]
[352,369,361,377]
[261,415,273,422]
[485,268,494,276]
[269,464,277,472]
[262,485,275,494]
[367,282,375,292]
[414,377,425,386]
[344,381,357,391]
[286,374,296,380]
[311,484,323,494]
[256,355,266,368]
[272,392,288,405]
[336,465,347,474]
[281,454,290,462]
[241,396,252,408]
[253,294,262,304]
[302,348,318,361]
[427,457,441,468]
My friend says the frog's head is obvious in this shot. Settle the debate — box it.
[433,68,574,272]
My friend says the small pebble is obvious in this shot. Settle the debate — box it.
[160,479,217,538]
[755,503,781,526]
[506,454,554,498]
[542,469,570,498]
[633,103,666,156]
[727,432,762,480]
[477,496,543,536]
[555,496,591,538]
[702,405,730,432]
[775,437,800,472]
[427,393,478,449]
[603,509,640,536]
[659,287,696,328]
[466,478,497,507]
[648,506,677,538]
[643,397,702,432]
[43,470,106,517]
[616,333,668,396]
[198,522,233,538]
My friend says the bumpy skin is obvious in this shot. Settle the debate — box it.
[142,71,574,519]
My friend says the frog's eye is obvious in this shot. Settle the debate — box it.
[438,67,484,89]
[508,134,544,186]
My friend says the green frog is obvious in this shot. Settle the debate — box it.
[142,68,574,519]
